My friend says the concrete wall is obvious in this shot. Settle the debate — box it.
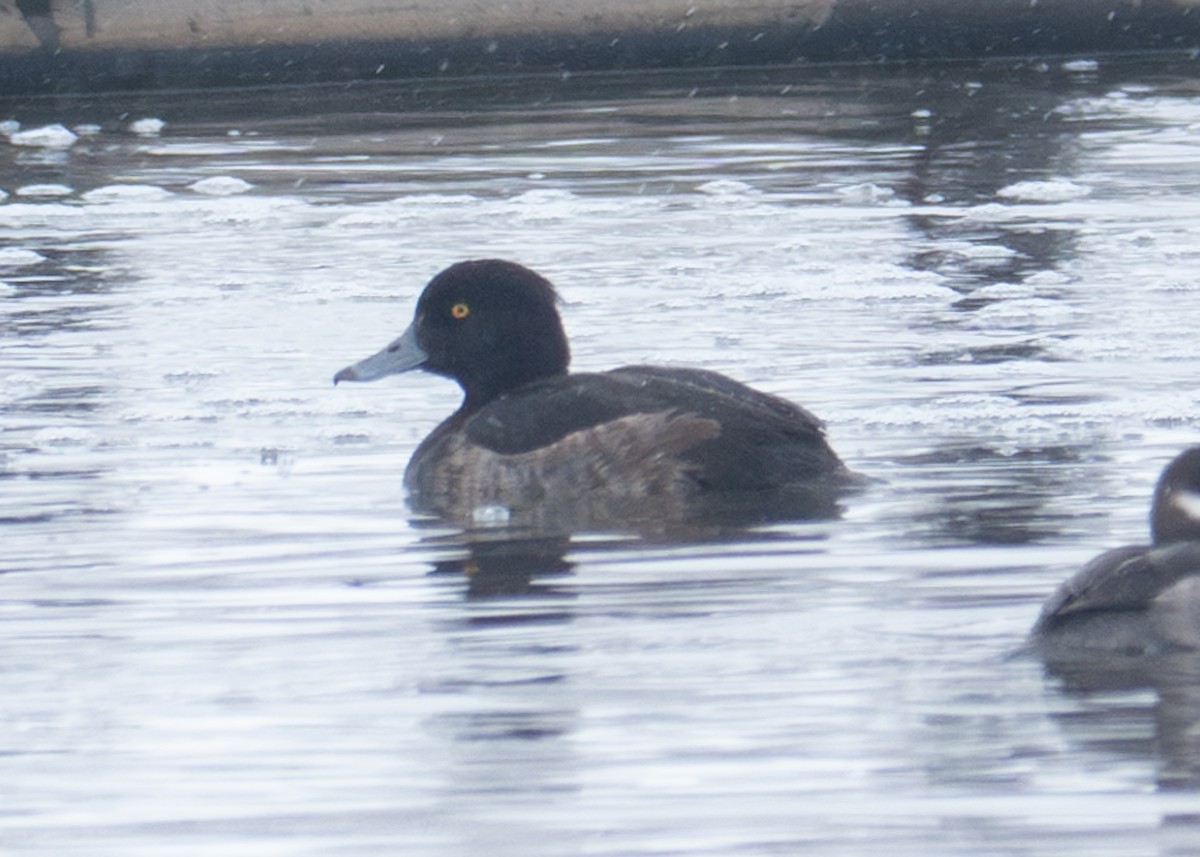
[3,0,1200,94]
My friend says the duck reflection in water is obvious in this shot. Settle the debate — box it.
[335,259,861,539]
[422,531,576,600]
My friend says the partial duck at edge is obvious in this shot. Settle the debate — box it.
[1031,446,1200,658]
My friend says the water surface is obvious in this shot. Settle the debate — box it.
[4,59,1200,855]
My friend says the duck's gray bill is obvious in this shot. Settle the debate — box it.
[333,323,427,384]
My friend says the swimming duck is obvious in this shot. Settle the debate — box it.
[335,259,855,527]
[1030,446,1200,657]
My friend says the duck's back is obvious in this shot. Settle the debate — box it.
[1031,541,1200,657]
[405,365,849,523]
[468,365,840,485]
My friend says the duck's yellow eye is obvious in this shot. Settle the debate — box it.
[451,302,470,319]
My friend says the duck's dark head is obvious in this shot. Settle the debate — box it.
[334,260,570,410]
[1150,445,1200,544]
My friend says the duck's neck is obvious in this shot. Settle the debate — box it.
[457,328,570,413]
[460,366,567,414]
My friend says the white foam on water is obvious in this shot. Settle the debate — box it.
[188,176,255,195]
[7,123,78,149]
[15,183,73,198]
[997,179,1092,202]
